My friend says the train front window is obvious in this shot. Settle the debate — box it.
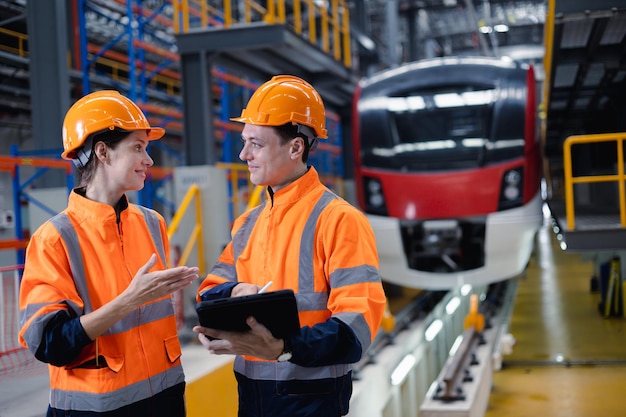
[359,85,525,171]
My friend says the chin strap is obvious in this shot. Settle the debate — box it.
[296,124,319,150]
[71,136,95,170]
[73,148,92,170]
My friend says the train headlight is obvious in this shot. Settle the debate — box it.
[368,180,381,194]
[504,184,520,200]
[363,176,388,215]
[370,193,384,207]
[498,167,524,210]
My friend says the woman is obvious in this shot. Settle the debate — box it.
[18,90,199,416]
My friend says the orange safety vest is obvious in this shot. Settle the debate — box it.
[19,191,184,413]
[198,167,386,381]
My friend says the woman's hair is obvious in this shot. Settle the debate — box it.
[274,123,314,163]
[78,128,130,186]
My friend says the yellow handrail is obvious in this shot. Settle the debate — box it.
[541,0,555,139]
[216,162,261,218]
[0,27,28,57]
[167,183,206,275]
[562,132,626,230]
[247,185,265,209]
[175,0,352,68]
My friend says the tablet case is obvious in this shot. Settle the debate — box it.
[195,289,300,339]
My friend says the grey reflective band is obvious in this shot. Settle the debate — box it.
[50,214,93,313]
[50,365,185,412]
[207,261,237,283]
[298,190,336,293]
[330,264,381,287]
[21,304,60,355]
[136,205,166,266]
[106,298,175,335]
[233,204,264,262]
[294,291,328,312]
[234,356,351,381]
[21,299,84,355]
[334,311,372,353]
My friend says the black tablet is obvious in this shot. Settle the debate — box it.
[195,289,301,339]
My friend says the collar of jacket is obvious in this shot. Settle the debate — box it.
[266,166,321,207]
[69,188,129,223]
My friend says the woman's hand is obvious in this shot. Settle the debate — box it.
[80,254,199,340]
[125,253,200,308]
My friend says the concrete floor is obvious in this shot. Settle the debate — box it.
[485,223,626,417]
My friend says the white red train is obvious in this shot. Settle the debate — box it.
[352,56,543,289]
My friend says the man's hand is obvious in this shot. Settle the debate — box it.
[193,316,284,360]
[231,283,264,297]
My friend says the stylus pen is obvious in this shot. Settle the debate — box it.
[258,281,273,294]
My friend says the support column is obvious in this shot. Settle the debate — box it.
[406,5,420,62]
[386,0,400,68]
[179,51,217,166]
[27,0,71,186]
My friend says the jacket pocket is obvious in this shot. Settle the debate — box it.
[65,354,124,385]
[69,353,124,372]
[164,335,182,363]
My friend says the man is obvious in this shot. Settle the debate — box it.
[193,75,386,417]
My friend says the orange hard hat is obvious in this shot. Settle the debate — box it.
[231,75,328,139]
[61,90,165,160]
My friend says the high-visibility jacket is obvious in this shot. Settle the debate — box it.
[197,166,387,416]
[19,190,185,414]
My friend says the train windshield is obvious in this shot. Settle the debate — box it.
[358,84,526,171]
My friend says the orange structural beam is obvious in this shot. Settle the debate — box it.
[212,68,259,90]
[316,142,342,155]
[148,166,174,181]
[0,238,28,250]
[0,164,15,174]
[133,39,180,62]
[215,119,244,132]
[0,156,73,174]
[141,103,183,119]
[149,119,184,132]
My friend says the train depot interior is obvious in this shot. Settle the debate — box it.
[2,1,626,416]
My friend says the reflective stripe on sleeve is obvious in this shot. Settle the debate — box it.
[294,292,328,312]
[330,264,381,288]
[21,307,62,355]
[207,261,237,282]
[333,311,372,352]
